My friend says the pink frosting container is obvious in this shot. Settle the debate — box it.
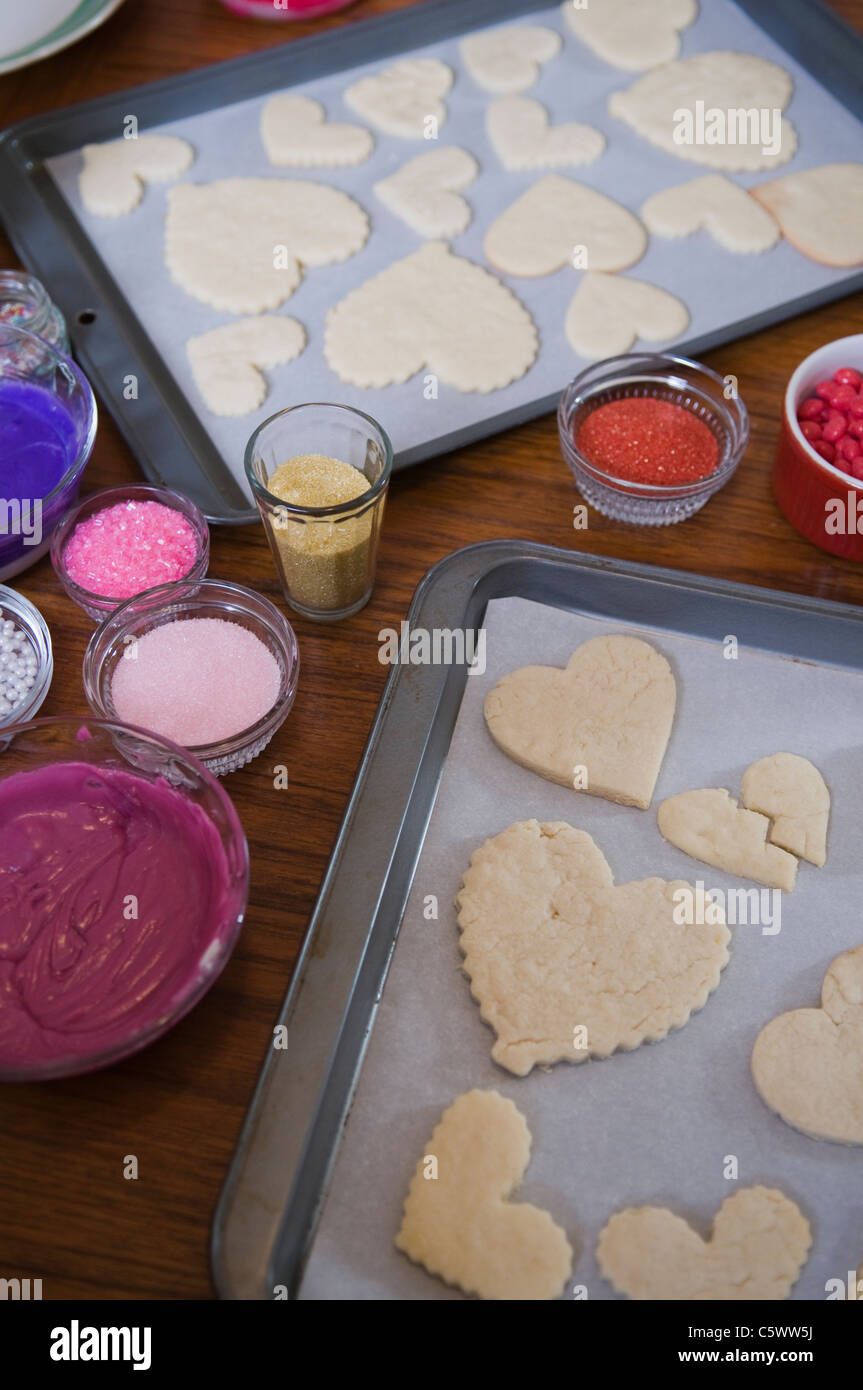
[217,0,357,18]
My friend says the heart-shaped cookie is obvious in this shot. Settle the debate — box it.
[165,178,369,314]
[461,24,561,93]
[484,634,676,808]
[658,788,798,891]
[79,135,194,217]
[484,175,646,276]
[486,97,605,172]
[325,241,538,392]
[456,819,730,1076]
[752,946,863,1144]
[752,164,863,267]
[260,93,373,167]
[345,58,453,138]
[395,1089,573,1300]
[742,752,830,867]
[562,0,697,72]
[186,315,305,416]
[374,146,478,237]
[565,272,689,358]
[597,1187,811,1299]
[641,174,779,253]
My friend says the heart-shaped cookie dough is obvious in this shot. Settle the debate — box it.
[752,164,863,267]
[374,147,478,237]
[742,753,830,867]
[79,135,194,217]
[260,93,373,167]
[484,175,646,276]
[165,178,369,314]
[565,272,689,358]
[562,0,697,71]
[186,315,306,416]
[752,946,863,1144]
[597,1187,811,1299]
[395,1089,573,1300]
[456,820,730,1077]
[641,174,779,253]
[325,241,538,392]
[461,24,561,93]
[658,788,798,891]
[486,97,605,172]
[345,58,453,138]
[609,51,797,170]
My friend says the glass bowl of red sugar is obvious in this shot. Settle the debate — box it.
[82,578,299,777]
[558,354,749,526]
[51,485,210,622]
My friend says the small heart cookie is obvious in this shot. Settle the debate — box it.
[374,146,478,237]
[641,174,779,253]
[345,58,453,138]
[484,175,646,276]
[484,634,676,808]
[752,164,863,267]
[562,0,697,71]
[395,1089,573,1301]
[486,97,605,172]
[79,136,194,216]
[260,93,373,167]
[461,24,561,94]
[752,946,863,1144]
[598,1187,811,1300]
[658,788,798,891]
[742,753,830,867]
[565,272,689,360]
[186,315,306,416]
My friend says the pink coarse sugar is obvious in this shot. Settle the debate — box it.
[110,617,282,747]
[64,500,200,599]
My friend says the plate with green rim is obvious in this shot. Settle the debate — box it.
[0,0,128,76]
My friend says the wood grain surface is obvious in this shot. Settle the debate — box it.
[1,0,862,1301]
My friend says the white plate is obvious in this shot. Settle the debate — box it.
[0,0,127,74]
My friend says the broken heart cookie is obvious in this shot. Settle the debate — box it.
[752,946,863,1144]
[456,820,729,1077]
[186,316,306,416]
[395,1089,573,1300]
[658,788,798,891]
[641,175,779,253]
[484,175,646,277]
[345,58,452,138]
[79,135,194,216]
[325,241,538,392]
[260,93,373,167]
[486,98,605,172]
[565,272,689,358]
[562,0,697,72]
[374,147,478,238]
[752,164,863,267]
[165,178,369,314]
[597,1187,811,1299]
[461,25,561,93]
[742,753,830,868]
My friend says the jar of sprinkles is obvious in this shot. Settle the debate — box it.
[558,354,749,526]
[0,585,53,728]
[0,271,69,362]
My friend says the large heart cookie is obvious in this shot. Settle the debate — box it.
[374,147,478,238]
[260,93,373,167]
[186,315,306,417]
[597,1188,811,1299]
[610,52,797,171]
[325,241,538,392]
[395,1089,573,1300]
[752,164,863,267]
[79,135,194,216]
[461,24,561,93]
[345,58,453,138]
[742,753,830,867]
[658,788,798,891]
[562,0,697,72]
[486,97,605,172]
[456,819,730,1076]
[484,175,646,276]
[485,634,676,808]
[565,272,689,358]
[752,947,863,1144]
[641,174,779,253]
[165,178,369,314]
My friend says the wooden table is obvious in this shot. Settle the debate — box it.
[1,0,861,1301]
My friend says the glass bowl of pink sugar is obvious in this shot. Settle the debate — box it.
[51,485,210,621]
[82,578,299,777]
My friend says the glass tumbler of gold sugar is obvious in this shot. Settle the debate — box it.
[245,403,392,622]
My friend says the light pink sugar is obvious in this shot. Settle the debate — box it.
[64,499,200,599]
[110,617,282,747]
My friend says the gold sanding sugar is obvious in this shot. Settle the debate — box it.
[268,454,375,611]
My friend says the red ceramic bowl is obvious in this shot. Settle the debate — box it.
[773,334,863,561]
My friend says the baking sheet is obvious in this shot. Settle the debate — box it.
[44,0,863,502]
[299,595,863,1300]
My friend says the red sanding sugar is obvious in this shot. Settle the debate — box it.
[576,397,720,485]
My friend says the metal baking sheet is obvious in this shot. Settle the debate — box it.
[2,0,863,523]
[212,541,863,1300]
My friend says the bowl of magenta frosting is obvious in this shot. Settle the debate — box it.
[0,715,249,1081]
